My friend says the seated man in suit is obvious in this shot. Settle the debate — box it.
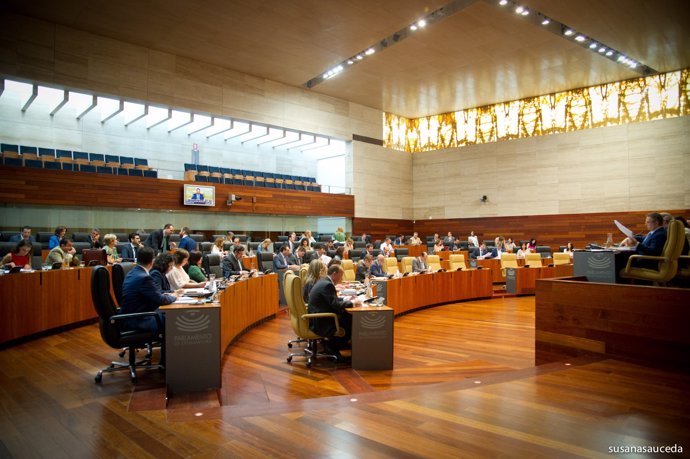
[222,245,249,277]
[120,232,143,261]
[9,225,36,244]
[412,251,430,273]
[360,243,374,259]
[370,254,386,277]
[89,228,103,249]
[120,247,178,342]
[177,226,197,252]
[475,243,494,259]
[145,223,176,254]
[619,212,667,269]
[356,254,373,281]
[45,238,77,267]
[289,246,306,266]
[308,264,361,360]
[273,244,300,271]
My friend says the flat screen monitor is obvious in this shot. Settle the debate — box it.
[183,184,215,207]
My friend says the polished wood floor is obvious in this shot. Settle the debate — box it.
[1,296,689,458]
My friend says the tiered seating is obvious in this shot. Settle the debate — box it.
[0,144,158,178]
[184,163,321,191]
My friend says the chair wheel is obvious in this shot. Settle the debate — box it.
[95,373,102,383]
[306,358,313,368]
[288,343,293,348]
[287,356,292,363]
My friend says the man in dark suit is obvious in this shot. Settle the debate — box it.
[287,232,297,253]
[89,228,103,248]
[355,255,373,281]
[120,247,177,333]
[120,232,143,261]
[357,233,370,244]
[360,243,374,259]
[289,246,306,266]
[370,254,386,277]
[308,264,361,359]
[177,226,197,252]
[145,223,176,254]
[9,225,36,244]
[620,212,667,269]
[412,252,429,273]
[222,245,248,277]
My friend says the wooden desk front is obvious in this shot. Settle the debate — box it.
[506,265,574,295]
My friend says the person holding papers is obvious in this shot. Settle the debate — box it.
[619,212,667,270]
[120,247,177,334]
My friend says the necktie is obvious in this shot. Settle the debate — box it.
[162,237,167,253]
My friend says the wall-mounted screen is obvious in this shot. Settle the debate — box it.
[183,184,215,207]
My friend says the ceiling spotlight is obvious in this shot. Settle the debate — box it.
[417,19,427,28]
[499,0,508,5]
[347,60,354,65]
[410,24,418,31]
[575,35,586,42]
[564,29,574,36]
[521,9,529,16]
[605,50,613,56]
[598,47,606,53]
[356,55,363,60]
[365,48,375,56]
[541,18,550,25]
[589,42,597,49]
[515,6,524,13]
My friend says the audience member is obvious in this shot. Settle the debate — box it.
[370,254,386,277]
[308,264,360,360]
[9,225,35,244]
[316,244,332,265]
[301,230,316,245]
[344,238,354,254]
[504,237,516,253]
[360,243,374,259]
[222,245,248,277]
[177,226,197,252]
[287,232,298,253]
[476,242,493,259]
[145,223,176,254]
[211,237,226,255]
[273,245,296,271]
[563,242,574,253]
[333,227,346,242]
[187,251,207,282]
[120,232,142,260]
[298,237,312,253]
[89,228,103,249]
[357,233,370,244]
[103,234,122,264]
[150,253,175,293]
[412,251,429,273]
[333,246,345,261]
[302,259,326,302]
[120,247,177,335]
[48,225,67,250]
[432,239,444,254]
[527,238,537,251]
[393,234,405,245]
[1,240,33,270]
[619,212,667,258]
[166,248,206,290]
[491,237,505,259]
[290,246,306,265]
[45,238,77,267]
[380,237,394,256]
[516,242,529,258]
[444,232,455,244]
[355,255,373,281]
[468,231,479,247]
[408,232,422,246]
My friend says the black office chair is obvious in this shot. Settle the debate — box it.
[203,253,222,278]
[91,266,163,384]
[111,262,137,307]
[259,252,275,272]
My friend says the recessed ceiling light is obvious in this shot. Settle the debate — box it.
[418,19,427,28]
[410,24,418,31]
[515,6,524,14]
[598,47,606,53]
[589,42,597,49]
[365,48,375,55]
[575,35,586,42]
[521,9,529,16]
[564,29,574,36]
[541,18,550,25]
[499,0,508,5]
[605,50,613,56]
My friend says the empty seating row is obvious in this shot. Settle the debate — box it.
[1,144,150,170]
[1,156,158,177]
[184,163,321,191]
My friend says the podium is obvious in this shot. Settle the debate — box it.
[160,303,221,394]
[347,306,394,370]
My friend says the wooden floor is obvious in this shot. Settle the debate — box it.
[1,296,689,458]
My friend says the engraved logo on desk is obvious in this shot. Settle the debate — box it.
[361,312,386,329]
[172,311,213,347]
[587,253,613,269]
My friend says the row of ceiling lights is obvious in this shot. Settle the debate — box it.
[497,0,657,75]
[0,79,333,152]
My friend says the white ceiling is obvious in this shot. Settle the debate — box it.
[3,0,689,118]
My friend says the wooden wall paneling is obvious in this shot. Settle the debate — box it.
[535,278,690,372]
[0,167,354,217]
[352,217,415,242]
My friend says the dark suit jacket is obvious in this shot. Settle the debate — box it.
[222,253,243,277]
[120,243,139,261]
[288,254,303,266]
[149,268,172,292]
[9,234,36,244]
[120,265,175,331]
[145,229,170,253]
[178,235,197,252]
[412,257,427,273]
[273,252,289,270]
[355,262,369,281]
[370,261,385,277]
[635,227,667,256]
[307,277,352,338]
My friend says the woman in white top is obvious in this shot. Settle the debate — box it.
[433,239,445,254]
[504,237,516,253]
[516,242,529,259]
[166,249,206,290]
[468,231,479,247]
[210,237,225,255]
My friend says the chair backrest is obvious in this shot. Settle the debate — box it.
[341,259,355,281]
[553,252,571,265]
[299,265,309,285]
[427,255,442,271]
[449,254,467,271]
[284,271,313,340]
[111,262,136,307]
[384,257,399,275]
[500,253,519,269]
[525,253,543,267]
[653,220,685,281]
[401,256,414,273]
[91,266,121,348]
[259,252,275,271]
[204,253,223,278]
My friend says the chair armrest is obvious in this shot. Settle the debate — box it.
[110,311,163,329]
[624,254,668,270]
[301,312,342,334]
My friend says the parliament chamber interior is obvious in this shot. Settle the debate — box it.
[0,1,689,457]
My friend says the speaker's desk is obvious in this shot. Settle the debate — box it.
[346,305,394,370]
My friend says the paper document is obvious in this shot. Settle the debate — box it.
[614,220,635,238]
[174,296,201,304]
